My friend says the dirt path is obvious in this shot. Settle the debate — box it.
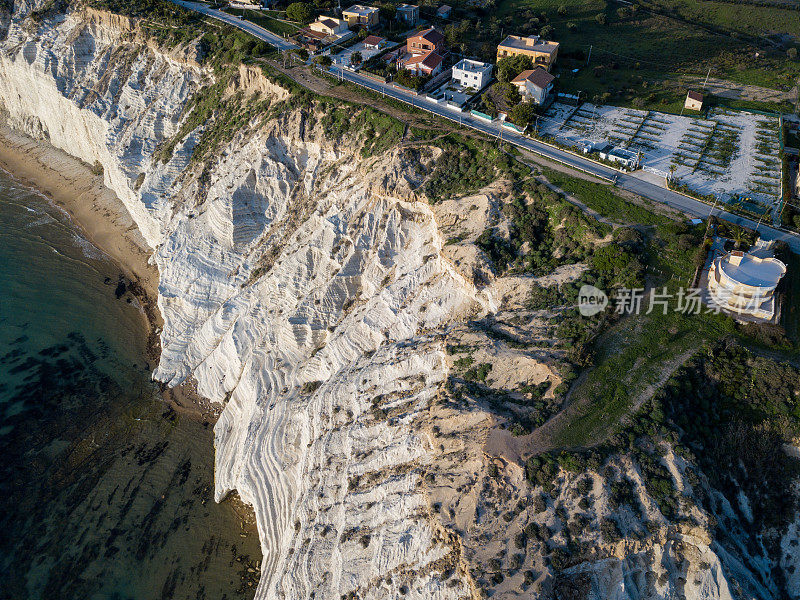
[485,343,695,463]
[266,60,457,132]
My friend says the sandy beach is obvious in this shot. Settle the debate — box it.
[0,125,234,421]
[0,125,163,355]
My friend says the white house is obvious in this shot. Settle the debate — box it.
[708,249,786,321]
[452,59,492,91]
[510,67,554,105]
[403,51,444,76]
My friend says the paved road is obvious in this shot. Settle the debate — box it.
[170,0,299,51]
[168,0,800,251]
[328,66,800,251]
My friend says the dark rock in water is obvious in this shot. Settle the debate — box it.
[115,278,127,299]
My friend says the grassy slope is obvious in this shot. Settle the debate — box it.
[224,8,299,37]
[528,173,738,448]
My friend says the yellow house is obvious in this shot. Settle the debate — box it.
[496,35,559,71]
[342,5,380,28]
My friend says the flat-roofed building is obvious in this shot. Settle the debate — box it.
[497,35,559,70]
[708,249,786,320]
[342,4,379,28]
[452,59,493,90]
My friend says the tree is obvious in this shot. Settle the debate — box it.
[539,25,554,38]
[557,4,567,15]
[595,13,607,25]
[497,54,534,83]
[286,2,312,23]
[510,101,537,128]
[788,47,798,61]
[350,51,363,66]
[501,82,522,105]
[315,54,332,67]
[296,48,309,62]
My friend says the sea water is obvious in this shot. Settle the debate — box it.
[0,170,261,600]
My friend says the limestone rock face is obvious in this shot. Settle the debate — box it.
[1,4,794,600]
[0,6,482,598]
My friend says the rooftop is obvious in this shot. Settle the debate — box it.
[299,28,328,40]
[719,251,786,289]
[397,3,417,10]
[405,51,444,69]
[511,67,555,89]
[410,27,445,46]
[498,35,559,54]
[343,4,379,15]
[454,58,491,72]
[609,147,637,160]
[686,90,703,101]
[362,35,385,46]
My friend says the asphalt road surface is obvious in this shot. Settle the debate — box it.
[171,0,299,51]
[167,0,800,251]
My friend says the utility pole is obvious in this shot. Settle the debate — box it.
[702,67,711,91]
[586,44,592,66]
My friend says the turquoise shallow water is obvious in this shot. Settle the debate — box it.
[0,171,261,600]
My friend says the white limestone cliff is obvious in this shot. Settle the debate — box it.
[0,5,483,598]
[1,4,795,600]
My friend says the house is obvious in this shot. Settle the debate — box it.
[407,27,445,55]
[309,16,349,36]
[396,3,419,25]
[598,146,639,169]
[452,59,492,90]
[497,35,559,71]
[295,27,329,51]
[342,4,379,28]
[403,51,444,76]
[436,4,452,18]
[362,35,386,50]
[684,90,703,111]
[510,67,554,105]
[708,249,786,321]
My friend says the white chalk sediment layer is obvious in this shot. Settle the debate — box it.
[0,3,482,598]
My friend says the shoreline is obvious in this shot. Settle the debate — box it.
[0,125,222,422]
[0,125,163,363]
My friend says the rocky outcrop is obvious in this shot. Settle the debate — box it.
[2,3,796,600]
[0,4,486,598]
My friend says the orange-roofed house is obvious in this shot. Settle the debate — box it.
[511,67,555,104]
[403,51,445,76]
[406,27,445,56]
